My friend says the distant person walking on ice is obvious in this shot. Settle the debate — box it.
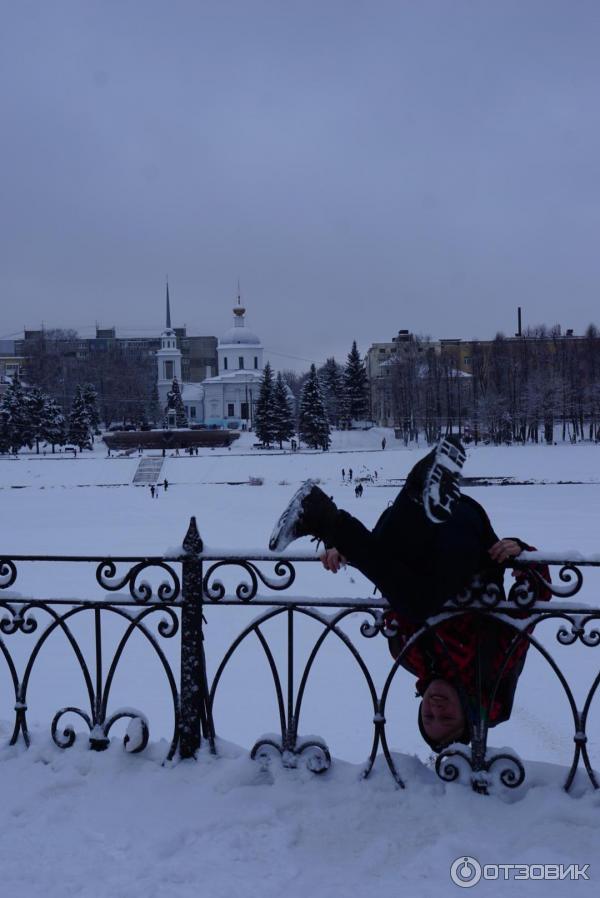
[269,436,551,751]
[348,468,353,481]
[149,484,155,499]
[381,437,386,450]
[341,468,345,481]
[163,478,169,491]
[354,482,363,498]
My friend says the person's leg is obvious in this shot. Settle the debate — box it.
[329,491,442,618]
[269,437,473,617]
[332,494,499,619]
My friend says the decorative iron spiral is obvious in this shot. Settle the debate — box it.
[360,608,398,639]
[96,560,181,603]
[0,603,38,635]
[435,746,525,789]
[0,559,17,590]
[517,563,583,601]
[51,707,93,748]
[203,559,295,602]
[557,614,600,647]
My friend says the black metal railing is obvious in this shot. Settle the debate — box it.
[1,517,599,794]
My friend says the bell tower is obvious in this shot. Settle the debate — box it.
[157,281,182,407]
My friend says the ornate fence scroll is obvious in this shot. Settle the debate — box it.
[1,521,599,795]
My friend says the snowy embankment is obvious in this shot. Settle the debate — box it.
[1,732,599,898]
[2,431,600,894]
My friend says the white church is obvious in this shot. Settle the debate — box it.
[157,291,266,430]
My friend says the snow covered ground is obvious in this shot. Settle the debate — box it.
[2,429,600,895]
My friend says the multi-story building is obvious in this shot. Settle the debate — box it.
[14,325,218,383]
[0,340,25,397]
[365,330,427,426]
[366,323,585,427]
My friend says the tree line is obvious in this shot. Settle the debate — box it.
[385,326,600,445]
[0,374,100,454]
[255,342,370,450]
[20,330,159,428]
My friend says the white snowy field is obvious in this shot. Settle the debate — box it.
[2,429,600,896]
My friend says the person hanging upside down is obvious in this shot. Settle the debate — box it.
[268,436,551,751]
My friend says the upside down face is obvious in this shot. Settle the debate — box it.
[420,678,466,747]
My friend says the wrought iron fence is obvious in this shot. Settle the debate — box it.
[1,517,599,794]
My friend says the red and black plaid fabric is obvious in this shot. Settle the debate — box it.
[384,548,551,725]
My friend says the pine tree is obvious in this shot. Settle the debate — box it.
[82,383,101,435]
[0,371,33,453]
[0,404,11,454]
[272,371,295,448]
[149,380,162,426]
[344,341,369,424]
[41,397,67,452]
[27,386,47,453]
[254,362,276,446]
[68,385,91,450]
[319,357,344,428]
[299,364,330,450]
[164,377,188,427]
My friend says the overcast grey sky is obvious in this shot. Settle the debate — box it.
[1,0,599,369]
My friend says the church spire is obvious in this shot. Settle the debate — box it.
[166,279,172,330]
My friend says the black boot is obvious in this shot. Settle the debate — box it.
[404,436,466,523]
[269,480,338,550]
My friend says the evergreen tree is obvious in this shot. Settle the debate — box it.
[254,362,276,445]
[163,377,188,427]
[27,386,47,453]
[0,371,33,453]
[41,397,67,452]
[0,404,11,454]
[149,380,162,426]
[272,371,295,448]
[319,357,344,428]
[68,385,91,450]
[299,364,330,450]
[343,341,369,424]
[82,383,101,435]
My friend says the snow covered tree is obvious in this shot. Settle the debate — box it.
[299,364,330,450]
[148,380,162,426]
[254,362,276,446]
[0,404,11,454]
[343,341,369,424]
[68,386,91,450]
[82,383,101,435]
[26,386,47,453]
[272,371,295,448]
[319,357,344,428]
[163,377,188,427]
[41,397,67,452]
[0,371,33,453]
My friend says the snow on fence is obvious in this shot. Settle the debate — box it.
[0,518,599,795]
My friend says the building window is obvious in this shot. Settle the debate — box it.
[254,356,258,369]
[224,357,228,370]
[227,403,235,417]
[241,402,249,419]
[185,406,189,416]
[463,357,471,365]
[164,360,174,380]
[238,356,244,369]
[190,406,196,418]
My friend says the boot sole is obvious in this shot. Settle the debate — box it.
[423,438,466,523]
[269,479,317,551]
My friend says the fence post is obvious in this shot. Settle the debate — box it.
[179,516,210,759]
